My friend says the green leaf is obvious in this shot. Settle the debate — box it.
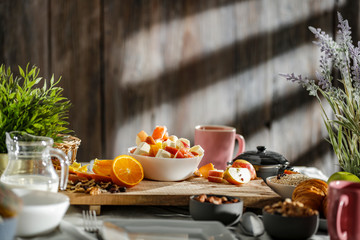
[0,63,72,153]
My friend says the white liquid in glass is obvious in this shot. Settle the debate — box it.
[1,175,59,192]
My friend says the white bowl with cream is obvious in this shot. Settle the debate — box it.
[12,188,69,237]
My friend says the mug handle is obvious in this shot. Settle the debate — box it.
[336,194,349,240]
[235,134,245,156]
[50,148,70,191]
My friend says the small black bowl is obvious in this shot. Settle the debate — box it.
[262,209,319,240]
[189,195,243,226]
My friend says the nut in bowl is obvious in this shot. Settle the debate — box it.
[129,126,205,181]
[189,194,243,226]
[262,199,319,240]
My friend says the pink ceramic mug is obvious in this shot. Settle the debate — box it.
[195,125,245,170]
[328,180,360,240]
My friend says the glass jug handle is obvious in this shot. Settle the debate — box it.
[50,148,70,191]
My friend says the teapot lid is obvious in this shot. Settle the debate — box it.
[233,146,288,166]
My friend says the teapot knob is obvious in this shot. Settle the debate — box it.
[256,146,266,153]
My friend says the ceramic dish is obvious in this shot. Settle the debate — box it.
[262,209,319,240]
[318,218,328,232]
[129,147,203,181]
[13,189,69,237]
[189,195,243,226]
[266,176,296,199]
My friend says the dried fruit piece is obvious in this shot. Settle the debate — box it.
[75,171,95,180]
[91,174,113,183]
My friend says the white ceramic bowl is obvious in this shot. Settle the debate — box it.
[12,189,70,237]
[266,176,296,199]
[129,149,203,181]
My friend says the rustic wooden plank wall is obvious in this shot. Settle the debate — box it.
[1,0,359,177]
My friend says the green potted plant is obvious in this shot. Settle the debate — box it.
[0,63,72,172]
[281,13,360,177]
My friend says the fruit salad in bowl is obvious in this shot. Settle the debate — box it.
[129,126,204,181]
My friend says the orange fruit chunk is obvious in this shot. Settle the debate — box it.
[137,130,148,142]
[152,126,167,140]
[162,131,169,141]
[149,142,162,157]
[198,163,215,179]
[110,155,144,188]
[92,159,113,176]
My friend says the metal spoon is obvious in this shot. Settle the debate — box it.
[237,212,265,237]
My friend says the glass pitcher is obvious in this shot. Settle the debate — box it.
[0,131,69,192]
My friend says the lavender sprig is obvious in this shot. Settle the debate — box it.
[350,43,360,88]
[308,26,337,60]
[279,73,318,96]
[337,12,353,52]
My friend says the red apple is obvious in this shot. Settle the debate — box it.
[208,170,224,183]
[165,146,178,155]
[208,176,224,183]
[224,167,251,185]
[208,170,224,178]
[232,159,257,180]
[145,136,156,145]
[175,148,194,158]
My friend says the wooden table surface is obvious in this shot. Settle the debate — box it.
[63,177,282,210]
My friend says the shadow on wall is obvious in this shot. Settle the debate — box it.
[116,9,334,119]
[111,7,336,160]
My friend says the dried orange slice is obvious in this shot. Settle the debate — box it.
[92,159,113,176]
[91,174,113,183]
[110,155,144,188]
[75,171,94,180]
[198,163,215,179]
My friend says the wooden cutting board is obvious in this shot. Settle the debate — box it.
[62,177,281,209]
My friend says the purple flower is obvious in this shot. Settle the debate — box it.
[337,12,353,49]
[280,12,360,97]
[279,73,309,85]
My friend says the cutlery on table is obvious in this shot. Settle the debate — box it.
[82,210,104,240]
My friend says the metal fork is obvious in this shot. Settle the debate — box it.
[82,210,103,239]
